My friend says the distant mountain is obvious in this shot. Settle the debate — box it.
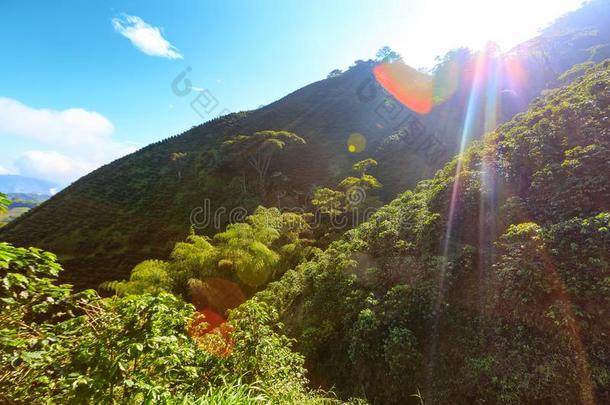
[0,175,58,195]
[6,193,50,207]
[2,0,609,290]
[0,192,50,228]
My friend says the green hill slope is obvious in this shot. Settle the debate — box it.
[2,1,609,291]
[258,60,610,403]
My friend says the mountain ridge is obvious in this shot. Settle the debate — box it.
[2,1,610,290]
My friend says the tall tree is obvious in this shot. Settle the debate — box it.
[222,130,305,197]
[376,46,402,63]
[170,152,188,180]
[214,222,279,289]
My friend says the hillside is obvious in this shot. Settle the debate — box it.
[257,59,610,403]
[0,207,29,227]
[0,194,49,227]
[2,3,610,403]
[2,1,610,290]
[1,58,608,405]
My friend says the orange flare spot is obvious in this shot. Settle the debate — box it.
[374,62,435,114]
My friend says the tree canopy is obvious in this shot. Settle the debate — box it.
[222,130,306,197]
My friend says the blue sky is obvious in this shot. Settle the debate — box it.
[0,0,583,186]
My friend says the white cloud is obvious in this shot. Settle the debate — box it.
[0,98,136,185]
[112,14,183,59]
[0,98,114,149]
[14,151,93,185]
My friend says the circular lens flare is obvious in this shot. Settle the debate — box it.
[347,133,366,153]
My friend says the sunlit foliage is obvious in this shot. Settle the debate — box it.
[106,207,316,304]
[257,60,610,403]
[0,242,346,403]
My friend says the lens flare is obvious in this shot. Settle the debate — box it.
[200,277,246,314]
[503,54,528,89]
[373,59,459,114]
[189,308,226,335]
[189,310,235,358]
[347,132,366,153]
[374,62,435,113]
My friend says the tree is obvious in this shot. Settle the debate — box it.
[327,69,343,78]
[0,241,324,403]
[170,152,188,180]
[222,130,306,197]
[251,207,315,272]
[376,46,402,63]
[312,187,344,216]
[101,259,170,295]
[214,206,314,287]
[352,158,378,176]
[214,222,280,289]
[170,233,220,295]
[337,159,383,200]
[312,159,383,219]
[106,207,315,301]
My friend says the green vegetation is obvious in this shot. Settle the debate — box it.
[0,207,30,228]
[312,158,383,243]
[0,242,350,403]
[103,206,316,304]
[5,0,610,291]
[0,194,49,228]
[1,4,610,403]
[49,59,607,404]
[222,130,306,199]
[0,194,21,228]
[0,193,10,214]
[312,158,382,213]
[255,60,610,403]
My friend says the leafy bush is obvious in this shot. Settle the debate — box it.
[0,242,344,404]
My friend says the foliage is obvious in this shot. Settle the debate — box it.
[327,69,343,78]
[0,192,14,228]
[222,130,306,197]
[375,46,402,63]
[312,158,383,215]
[215,222,280,288]
[256,60,610,403]
[101,259,171,295]
[312,188,344,216]
[107,207,316,304]
[1,8,610,405]
[0,242,343,404]
[4,5,609,291]
[351,158,378,176]
[311,159,384,245]
[0,193,10,213]
[0,194,47,222]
